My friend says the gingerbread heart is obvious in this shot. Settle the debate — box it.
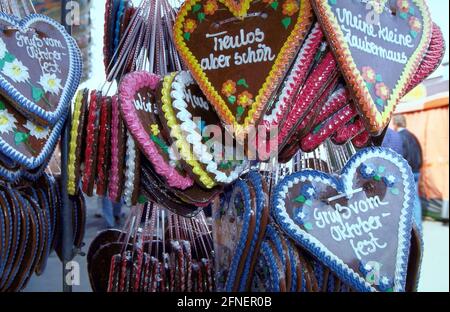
[272,147,415,292]
[174,0,314,138]
[312,0,432,134]
[0,95,64,170]
[119,71,194,190]
[0,13,82,126]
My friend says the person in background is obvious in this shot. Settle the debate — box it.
[102,196,123,228]
[392,115,424,230]
[382,126,404,156]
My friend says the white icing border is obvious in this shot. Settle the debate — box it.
[170,71,246,184]
[123,131,136,207]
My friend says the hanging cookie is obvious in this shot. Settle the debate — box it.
[272,147,416,292]
[0,13,82,126]
[158,71,247,189]
[311,0,432,134]
[119,71,194,190]
[174,0,314,139]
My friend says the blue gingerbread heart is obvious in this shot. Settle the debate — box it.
[272,147,415,292]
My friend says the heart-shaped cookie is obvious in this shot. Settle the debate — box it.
[312,0,432,134]
[174,0,314,138]
[158,71,247,189]
[0,13,82,126]
[0,95,65,170]
[272,147,415,292]
[119,71,194,190]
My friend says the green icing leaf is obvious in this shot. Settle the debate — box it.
[138,195,148,204]
[151,135,169,155]
[313,125,321,134]
[236,106,245,118]
[294,195,306,204]
[410,30,418,38]
[376,74,383,82]
[366,82,372,91]
[183,32,191,41]
[198,12,206,22]
[391,188,400,195]
[4,52,15,63]
[281,17,291,29]
[378,166,386,174]
[32,86,45,102]
[409,7,415,15]
[328,0,337,5]
[0,59,5,71]
[304,223,314,231]
[0,100,5,110]
[192,4,202,12]
[237,78,249,88]
[15,132,29,145]
[374,175,382,182]
[228,95,236,104]
[305,200,313,207]
[376,98,385,107]
[399,12,408,19]
[270,1,279,10]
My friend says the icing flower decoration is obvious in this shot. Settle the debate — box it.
[383,175,396,187]
[375,83,390,100]
[150,124,160,136]
[23,120,50,140]
[379,276,393,292]
[368,0,387,14]
[360,163,376,179]
[0,108,18,135]
[282,0,299,16]
[38,73,63,95]
[301,185,316,199]
[204,0,218,15]
[184,18,197,33]
[237,91,254,107]
[409,16,422,33]
[221,80,237,97]
[0,38,7,59]
[362,66,376,84]
[2,59,30,83]
[397,0,410,13]
[294,207,309,225]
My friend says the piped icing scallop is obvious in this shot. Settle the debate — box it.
[158,71,247,189]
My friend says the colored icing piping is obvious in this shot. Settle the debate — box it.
[82,90,98,194]
[170,71,246,185]
[67,90,84,196]
[119,71,194,190]
[263,23,323,129]
[278,51,338,147]
[300,104,357,152]
[108,96,121,202]
[96,96,110,196]
[161,73,216,189]
[123,132,136,207]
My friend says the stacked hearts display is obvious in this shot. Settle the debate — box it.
[0,13,82,182]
